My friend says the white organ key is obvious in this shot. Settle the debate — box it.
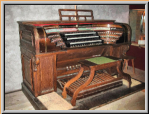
[70,40,102,45]
[65,32,96,36]
[67,36,99,40]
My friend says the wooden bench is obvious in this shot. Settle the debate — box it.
[58,56,132,106]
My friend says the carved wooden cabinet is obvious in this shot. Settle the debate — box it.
[18,9,132,98]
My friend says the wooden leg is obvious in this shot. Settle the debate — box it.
[125,59,129,72]
[117,61,132,88]
[71,66,95,106]
[131,59,135,74]
[123,59,126,70]
[62,67,84,99]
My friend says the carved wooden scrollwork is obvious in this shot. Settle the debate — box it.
[32,56,40,72]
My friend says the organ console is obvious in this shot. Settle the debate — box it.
[18,9,132,106]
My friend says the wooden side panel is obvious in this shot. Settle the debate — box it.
[105,44,130,75]
[38,55,56,95]
[111,46,121,58]
[121,44,130,55]
[21,54,34,91]
[19,24,36,53]
[21,30,33,42]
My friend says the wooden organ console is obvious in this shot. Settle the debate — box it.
[18,9,132,106]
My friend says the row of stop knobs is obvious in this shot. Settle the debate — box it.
[66,64,81,70]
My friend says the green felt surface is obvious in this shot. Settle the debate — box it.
[86,57,117,65]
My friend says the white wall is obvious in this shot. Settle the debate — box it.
[5,5,129,93]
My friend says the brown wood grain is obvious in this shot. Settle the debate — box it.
[18,8,131,100]
[38,56,54,95]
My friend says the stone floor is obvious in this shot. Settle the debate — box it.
[93,91,145,110]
